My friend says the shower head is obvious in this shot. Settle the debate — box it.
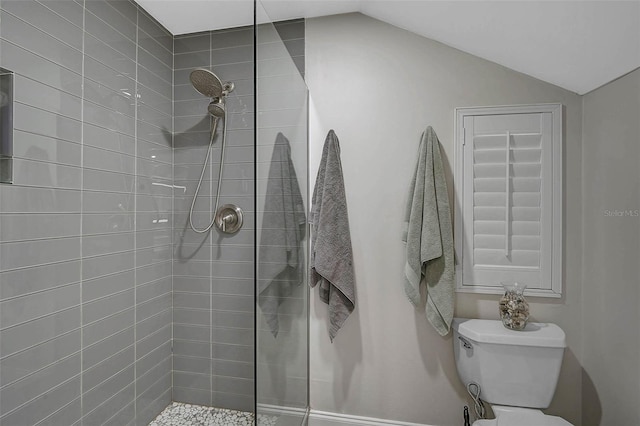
[208,99,226,118]
[190,68,235,100]
[190,68,224,98]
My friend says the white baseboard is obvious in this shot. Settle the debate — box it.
[257,403,308,418]
[308,410,434,426]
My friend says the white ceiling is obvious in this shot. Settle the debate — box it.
[136,0,640,94]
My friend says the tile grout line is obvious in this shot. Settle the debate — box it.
[134,4,139,424]
[79,0,86,423]
[171,13,176,405]
[209,28,215,409]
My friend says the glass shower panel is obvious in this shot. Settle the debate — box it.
[172,22,257,416]
[255,2,309,424]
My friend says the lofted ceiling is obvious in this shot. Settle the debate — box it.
[135,0,640,94]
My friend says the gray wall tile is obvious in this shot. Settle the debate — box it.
[136,389,170,426]
[37,397,82,426]
[137,8,171,49]
[82,213,134,235]
[0,308,80,358]
[83,365,134,415]
[1,238,81,271]
[173,371,211,391]
[104,401,135,426]
[103,0,137,25]
[85,1,136,42]
[83,345,134,393]
[136,307,172,338]
[1,40,83,96]
[173,387,211,406]
[137,356,172,395]
[0,283,80,328]
[137,291,171,322]
[3,0,83,49]
[211,391,253,413]
[175,33,210,54]
[15,74,82,119]
[85,11,136,59]
[174,50,210,70]
[174,324,210,342]
[211,27,253,49]
[0,10,83,72]
[138,66,173,99]
[0,376,81,426]
[0,213,80,242]
[138,84,172,116]
[136,340,171,380]
[139,48,172,83]
[83,382,135,425]
[12,130,82,167]
[83,78,136,117]
[41,0,84,28]
[173,339,209,358]
[211,45,253,65]
[135,372,171,418]
[137,276,172,302]
[139,32,173,68]
[173,308,209,326]
[84,32,135,78]
[0,1,305,420]
[173,356,212,375]
[83,308,135,347]
[83,327,134,371]
[0,330,80,387]
[82,289,134,324]
[211,343,254,364]
[82,251,134,280]
[84,122,135,155]
[1,353,80,415]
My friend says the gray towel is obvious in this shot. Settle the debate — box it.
[258,133,306,337]
[402,126,455,336]
[310,130,355,342]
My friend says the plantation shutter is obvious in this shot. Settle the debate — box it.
[455,105,562,297]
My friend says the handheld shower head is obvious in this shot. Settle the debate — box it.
[208,99,226,118]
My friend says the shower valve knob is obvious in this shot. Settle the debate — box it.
[215,204,243,234]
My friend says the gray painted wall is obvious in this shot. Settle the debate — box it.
[307,13,583,425]
[581,68,640,426]
[0,1,173,424]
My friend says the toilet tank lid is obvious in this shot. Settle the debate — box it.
[453,318,566,348]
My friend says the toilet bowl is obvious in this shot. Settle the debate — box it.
[452,318,573,426]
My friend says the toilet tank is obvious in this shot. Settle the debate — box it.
[452,318,566,409]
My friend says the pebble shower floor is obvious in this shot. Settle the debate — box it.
[149,402,278,425]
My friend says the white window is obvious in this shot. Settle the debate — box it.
[454,104,563,297]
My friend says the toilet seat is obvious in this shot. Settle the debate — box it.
[471,406,573,426]
[496,411,572,426]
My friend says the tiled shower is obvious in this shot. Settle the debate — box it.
[0,0,309,425]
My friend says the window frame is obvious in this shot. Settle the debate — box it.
[453,104,563,298]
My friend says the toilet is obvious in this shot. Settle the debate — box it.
[452,318,573,426]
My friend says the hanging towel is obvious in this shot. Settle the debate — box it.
[310,130,355,342]
[402,126,455,336]
[258,133,306,337]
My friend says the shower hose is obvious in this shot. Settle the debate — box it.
[188,112,228,233]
